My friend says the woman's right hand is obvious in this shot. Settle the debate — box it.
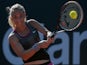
[37,37,54,49]
[37,40,50,49]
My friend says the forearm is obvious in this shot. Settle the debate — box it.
[29,19,50,36]
[21,44,40,61]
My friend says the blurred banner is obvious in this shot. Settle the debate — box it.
[0,0,87,65]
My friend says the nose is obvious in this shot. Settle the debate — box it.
[16,18,21,22]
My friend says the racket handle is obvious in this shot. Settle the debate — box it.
[50,30,65,38]
[50,32,56,38]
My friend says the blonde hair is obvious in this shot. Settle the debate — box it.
[8,16,16,29]
[7,3,26,29]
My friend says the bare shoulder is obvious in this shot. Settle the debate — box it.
[8,32,18,43]
[27,19,41,26]
[27,19,37,23]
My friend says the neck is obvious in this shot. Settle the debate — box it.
[15,23,30,37]
[15,23,26,32]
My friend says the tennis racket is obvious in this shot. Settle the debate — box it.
[51,1,84,38]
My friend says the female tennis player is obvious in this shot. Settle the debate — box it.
[7,3,54,65]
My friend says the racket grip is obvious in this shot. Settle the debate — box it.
[50,30,65,38]
[50,32,56,38]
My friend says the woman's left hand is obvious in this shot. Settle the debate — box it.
[47,37,55,45]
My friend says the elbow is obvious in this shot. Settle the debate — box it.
[21,54,29,61]
[19,52,29,61]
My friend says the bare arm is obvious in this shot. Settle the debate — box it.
[28,19,54,46]
[8,34,40,61]
[8,33,54,62]
[28,19,50,37]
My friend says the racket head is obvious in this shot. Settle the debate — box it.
[59,1,84,31]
